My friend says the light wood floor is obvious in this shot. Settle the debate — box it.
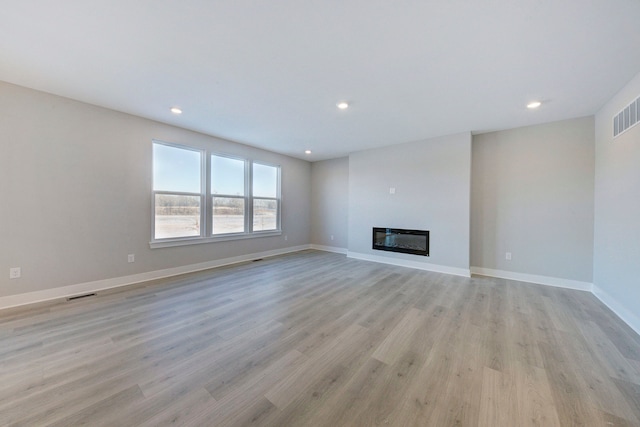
[1,250,639,426]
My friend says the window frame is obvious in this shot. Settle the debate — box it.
[251,161,281,233]
[210,152,249,236]
[151,141,205,242]
[150,140,282,249]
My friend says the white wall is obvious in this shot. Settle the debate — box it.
[593,71,640,333]
[310,157,348,251]
[0,81,311,300]
[471,117,595,286]
[348,133,472,275]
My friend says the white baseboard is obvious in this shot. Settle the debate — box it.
[3,247,638,340]
[347,251,471,277]
[592,285,640,337]
[470,267,592,291]
[0,244,312,311]
[309,244,348,255]
[471,267,640,337]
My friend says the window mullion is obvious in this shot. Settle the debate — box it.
[205,151,211,237]
[246,159,252,233]
[277,167,282,231]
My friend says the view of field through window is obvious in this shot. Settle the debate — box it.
[153,143,279,240]
[211,155,245,235]
[153,143,202,239]
[252,162,278,232]
[155,194,201,239]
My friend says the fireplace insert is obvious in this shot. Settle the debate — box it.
[372,227,429,256]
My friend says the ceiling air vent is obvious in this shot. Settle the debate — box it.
[613,96,640,138]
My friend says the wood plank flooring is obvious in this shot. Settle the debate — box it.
[1,250,639,426]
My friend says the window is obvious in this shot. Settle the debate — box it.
[252,162,279,231]
[211,154,246,235]
[152,141,281,246]
[153,143,203,240]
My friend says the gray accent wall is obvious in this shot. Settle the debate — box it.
[593,70,640,332]
[0,81,311,298]
[348,133,472,272]
[310,157,348,250]
[471,117,595,282]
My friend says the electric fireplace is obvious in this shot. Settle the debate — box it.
[372,227,429,256]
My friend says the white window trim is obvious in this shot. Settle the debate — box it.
[210,152,249,236]
[151,141,206,241]
[149,230,282,249]
[251,161,282,233]
[150,141,282,249]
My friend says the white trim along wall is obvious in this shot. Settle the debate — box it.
[2,246,638,338]
[0,245,310,311]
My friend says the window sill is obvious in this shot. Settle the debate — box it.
[149,230,282,249]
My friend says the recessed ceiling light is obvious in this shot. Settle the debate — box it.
[527,101,542,109]
[336,101,349,110]
[170,107,183,115]
[305,150,312,154]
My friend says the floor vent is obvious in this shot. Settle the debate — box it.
[252,258,264,262]
[67,293,97,301]
[613,95,640,137]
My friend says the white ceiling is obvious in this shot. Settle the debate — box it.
[2,0,640,161]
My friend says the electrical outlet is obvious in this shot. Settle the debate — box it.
[389,187,396,194]
[9,267,21,279]
[505,252,512,260]
[128,254,135,263]
[330,235,334,240]
[284,235,288,241]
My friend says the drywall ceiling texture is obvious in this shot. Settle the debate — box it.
[1,1,640,160]
[0,82,311,298]
[471,117,595,282]
[348,133,472,273]
[593,70,640,333]
[310,158,349,250]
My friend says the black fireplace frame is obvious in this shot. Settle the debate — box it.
[372,227,430,256]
